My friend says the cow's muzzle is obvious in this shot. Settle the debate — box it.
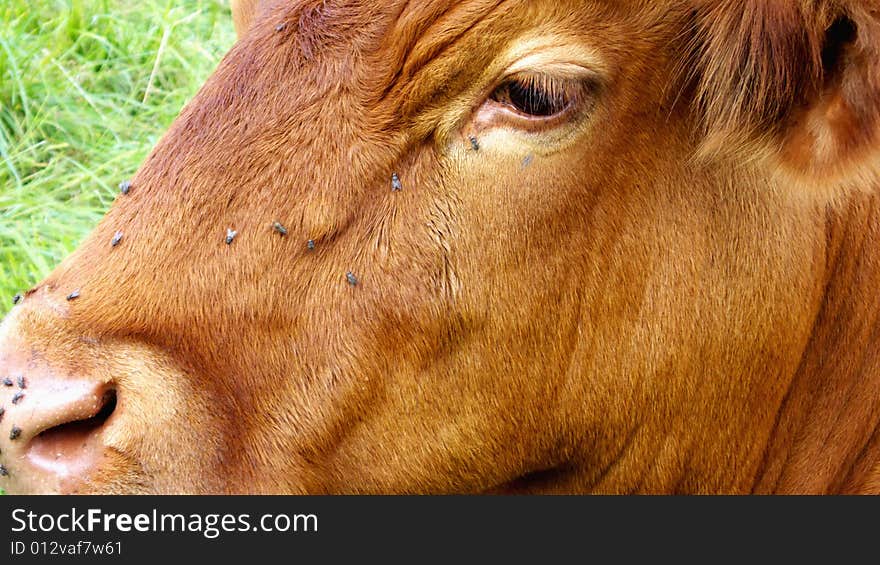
[0,320,118,493]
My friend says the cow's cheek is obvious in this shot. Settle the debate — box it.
[96,344,229,493]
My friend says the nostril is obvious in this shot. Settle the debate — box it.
[28,389,117,475]
[35,389,116,444]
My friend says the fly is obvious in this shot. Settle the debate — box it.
[272,222,288,236]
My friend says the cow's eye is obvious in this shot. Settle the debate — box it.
[476,70,598,133]
[490,74,574,118]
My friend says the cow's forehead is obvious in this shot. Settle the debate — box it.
[222,0,681,129]
[243,0,672,72]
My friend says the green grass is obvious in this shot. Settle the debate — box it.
[0,0,236,320]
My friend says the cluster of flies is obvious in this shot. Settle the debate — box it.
[9,125,496,309]
[0,374,28,477]
[7,155,454,309]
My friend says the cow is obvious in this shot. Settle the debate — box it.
[0,0,879,494]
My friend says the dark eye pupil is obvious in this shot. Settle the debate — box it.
[506,81,563,117]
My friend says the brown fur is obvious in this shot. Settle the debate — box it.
[0,0,879,493]
[232,0,264,36]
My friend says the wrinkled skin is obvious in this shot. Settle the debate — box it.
[1,0,879,494]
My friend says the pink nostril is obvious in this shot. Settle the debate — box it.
[28,389,117,477]
[12,381,114,439]
[0,375,118,491]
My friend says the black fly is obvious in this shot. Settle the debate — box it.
[469,135,480,151]
[12,294,22,305]
[11,392,23,405]
[2,378,11,387]
[9,426,21,441]
[0,465,8,477]
[111,231,124,247]
[119,180,132,195]
[346,272,359,286]
[391,173,403,192]
[307,240,316,251]
[16,376,25,389]
[67,290,81,301]
[226,228,238,245]
[272,222,288,236]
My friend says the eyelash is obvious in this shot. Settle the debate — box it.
[489,73,583,118]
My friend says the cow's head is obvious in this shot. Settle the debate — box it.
[1,0,879,494]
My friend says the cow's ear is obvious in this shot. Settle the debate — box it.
[690,1,880,198]
[231,0,266,38]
